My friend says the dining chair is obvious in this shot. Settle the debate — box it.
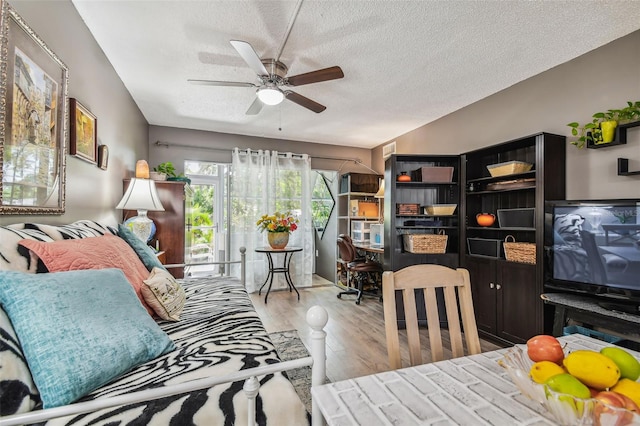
[382,264,481,369]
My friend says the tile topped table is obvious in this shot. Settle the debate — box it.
[312,334,626,425]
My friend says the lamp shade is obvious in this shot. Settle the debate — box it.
[257,87,284,105]
[374,179,385,198]
[116,178,165,212]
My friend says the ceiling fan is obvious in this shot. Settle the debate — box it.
[188,40,344,115]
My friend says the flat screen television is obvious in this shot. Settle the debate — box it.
[545,199,640,313]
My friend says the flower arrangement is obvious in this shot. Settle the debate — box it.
[256,212,299,233]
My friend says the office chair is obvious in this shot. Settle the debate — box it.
[383,264,481,369]
[336,236,382,304]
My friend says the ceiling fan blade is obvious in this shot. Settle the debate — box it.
[286,66,344,86]
[246,96,263,115]
[230,40,269,77]
[188,79,257,88]
[284,91,326,113]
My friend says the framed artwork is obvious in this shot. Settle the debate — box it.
[97,145,108,170]
[69,98,97,164]
[0,1,68,214]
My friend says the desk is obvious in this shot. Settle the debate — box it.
[353,242,384,254]
[541,292,640,341]
[255,246,302,304]
[312,335,624,425]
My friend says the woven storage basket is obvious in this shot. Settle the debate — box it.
[503,235,536,264]
[403,230,447,254]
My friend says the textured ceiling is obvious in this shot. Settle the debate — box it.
[71,0,640,149]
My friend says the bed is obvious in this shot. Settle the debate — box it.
[0,221,327,426]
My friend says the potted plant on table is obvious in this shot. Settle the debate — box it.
[567,101,640,148]
[257,211,299,249]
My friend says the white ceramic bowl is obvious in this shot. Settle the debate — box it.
[499,345,640,426]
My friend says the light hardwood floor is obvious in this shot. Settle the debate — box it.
[249,277,503,383]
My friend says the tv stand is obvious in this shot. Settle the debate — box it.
[598,301,640,315]
[541,293,640,343]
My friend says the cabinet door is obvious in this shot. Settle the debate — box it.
[466,256,497,335]
[497,261,539,343]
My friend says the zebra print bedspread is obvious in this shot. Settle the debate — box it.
[37,276,309,426]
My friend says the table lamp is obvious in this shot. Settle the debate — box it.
[116,177,165,242]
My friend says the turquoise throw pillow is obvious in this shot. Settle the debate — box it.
[118,224,166,272]
[0,268,175,408]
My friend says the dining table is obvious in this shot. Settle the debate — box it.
[312,334,636,425]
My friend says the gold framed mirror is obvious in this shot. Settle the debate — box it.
[0,1,68,214]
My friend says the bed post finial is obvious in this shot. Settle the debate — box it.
[239,247,246,287]
[306,305,328,426]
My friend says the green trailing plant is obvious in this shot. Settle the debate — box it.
[567,101,640,148]
[154,162,177,177]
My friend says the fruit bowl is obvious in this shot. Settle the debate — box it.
[499,345,640,425]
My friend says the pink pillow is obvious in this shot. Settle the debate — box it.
[19,235,153,315]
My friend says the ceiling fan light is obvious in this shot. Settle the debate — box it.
[257,87,284,105]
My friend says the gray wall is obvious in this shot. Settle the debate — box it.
[149,125,376,175]
[372,30,640,201]
[0,0,148,227]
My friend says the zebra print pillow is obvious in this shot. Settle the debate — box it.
[0,227,53,273]
[1,221,117,274]
[0,307,39,416]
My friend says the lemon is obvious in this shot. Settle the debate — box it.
[612,378,640,406]
[530,361,566,384]
[563,350,620,390]
[601,346,640,381]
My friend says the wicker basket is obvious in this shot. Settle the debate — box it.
[503,235,536,264]
[403,231,447,254]
[487,161,533,177]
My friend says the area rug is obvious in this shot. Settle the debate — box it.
[269,329,326,413]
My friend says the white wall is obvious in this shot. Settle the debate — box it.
[373,30,640,201]
[0,0,148,227]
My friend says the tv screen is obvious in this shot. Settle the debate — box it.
[545,199,640,305]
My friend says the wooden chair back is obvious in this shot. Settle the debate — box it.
[383,264,481,369]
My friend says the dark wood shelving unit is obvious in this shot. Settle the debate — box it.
[384,155,460,328]
[461,132,566,345]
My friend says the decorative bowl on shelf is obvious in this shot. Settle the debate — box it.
[499,345,640,426]
[486,160,533,177]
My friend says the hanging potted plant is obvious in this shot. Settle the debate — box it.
[567,101,640,148]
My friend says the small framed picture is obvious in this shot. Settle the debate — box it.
[97,145,109,170]
[69,98,97,164]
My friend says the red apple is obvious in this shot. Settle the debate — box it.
[526,335,564,364]
[594,391,637,425]
[595,391,627,408]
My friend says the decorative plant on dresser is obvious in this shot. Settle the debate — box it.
[461,132,566,345]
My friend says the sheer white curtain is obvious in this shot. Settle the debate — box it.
[230,148,313,293]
